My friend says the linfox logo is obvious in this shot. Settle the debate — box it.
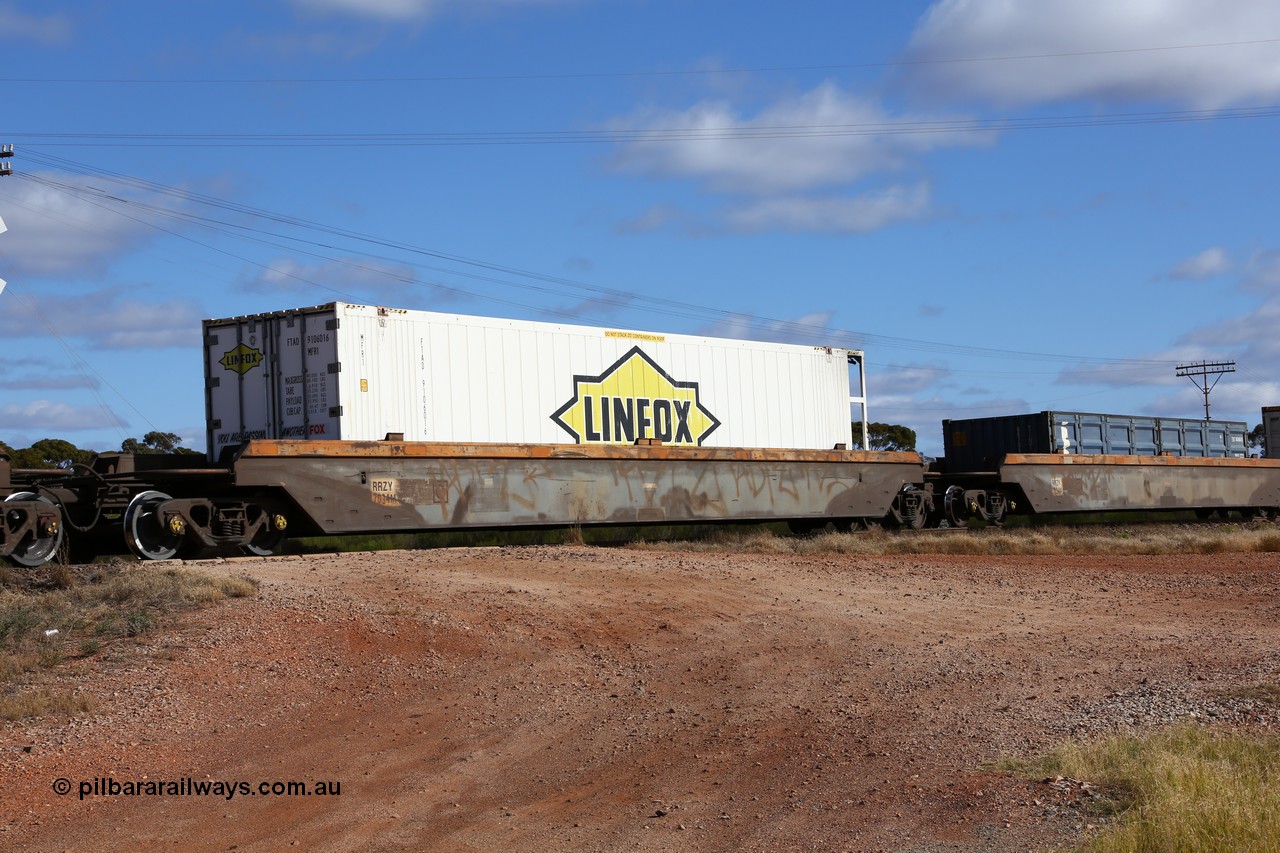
[550,347,720,446]
[219,343,264,375]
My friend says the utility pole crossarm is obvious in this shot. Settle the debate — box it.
[0,144,12,176]
[1176,360,1236,420]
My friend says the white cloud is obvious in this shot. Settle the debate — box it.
[550,293,634,320]
[1145,381,1279,424]
[6,374,99,391]
[292,0,440,21]
[904,0,1280,108]
[615,205,687,235]
[235,29,387,61]
[0,3,71,44]
[289,0,565,22]
[241,256,424,303]
[1055,355,1183,388]
[697,311,840,346]
[724,184,932,234]
[1178,299,1280,358]
[1170,247,1231,280]
[612,83,985,195]
[0,176,166,276]
[1243,250,1280,293]
[0,289,203,349]
[875,363,951,395]
[0,400,116,432]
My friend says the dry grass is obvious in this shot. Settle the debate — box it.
[0,689,96,722]
[628,523,1280,557]
[1000,725,1280,852]
[0,564,257,720]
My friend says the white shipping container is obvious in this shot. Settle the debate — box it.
[203,303,865,458]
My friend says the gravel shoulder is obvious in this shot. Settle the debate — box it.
[3,546,1278,851]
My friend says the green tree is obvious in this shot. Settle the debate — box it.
[1248,423,1266,457]
[10,438,95,469]
[120,431,201,456]
[851,422,917,451]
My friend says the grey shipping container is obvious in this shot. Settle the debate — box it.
[942,411,1248,472]
[1264,406,1280,459]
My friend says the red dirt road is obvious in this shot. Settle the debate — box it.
[4,546,1279,851]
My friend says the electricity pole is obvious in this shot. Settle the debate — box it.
[1176,360,1235,420]
[0,145,9,296]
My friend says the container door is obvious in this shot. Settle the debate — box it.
[1073,414,1106,455]
[1105,417,1133,455]
[1184,423,1206,457]
[272,313,341,440]
[1130,418,1158,456]
[1205,423,1230,457]
[205,319,275,459]
[1158,424,1184,456]
[1226,425,1247,458]
[1265,409,1280,459]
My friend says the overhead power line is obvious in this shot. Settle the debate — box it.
[7,104,1280,148]
[11,152,1174,369]
[2,37,1278,84]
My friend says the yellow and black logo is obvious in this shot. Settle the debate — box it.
[219,343,264,375]
[550,347,720,446]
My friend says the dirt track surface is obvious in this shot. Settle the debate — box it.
[4,546,1279,852]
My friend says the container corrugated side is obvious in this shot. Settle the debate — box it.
[204,302,857,456]
[942,410,1247,471]
[1263,406,1280,459]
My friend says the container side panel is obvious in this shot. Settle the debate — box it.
[941,410,1248,471]
[1265,407,1280,459]
[206,303,857,450]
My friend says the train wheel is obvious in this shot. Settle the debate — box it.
[124,490,183,561]
[241,526,285,557]
[241,508,287,556]
[943,486,968,528]
[4,492,64,568]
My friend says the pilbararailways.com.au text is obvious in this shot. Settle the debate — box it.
[53,777,342,801]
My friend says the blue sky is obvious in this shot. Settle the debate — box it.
[1,0,1278,456]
